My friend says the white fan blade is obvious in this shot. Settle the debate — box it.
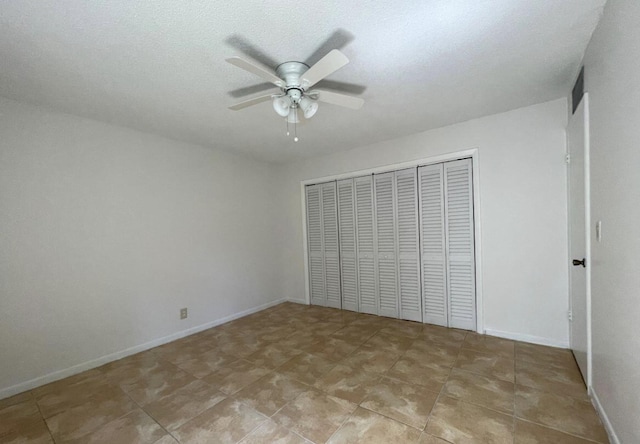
[301,49,349,89]
[229,93,276,111]
[310,89,364,110]
[226,57,284,87]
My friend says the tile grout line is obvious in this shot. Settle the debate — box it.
[512,343,602,443]
[230,408,273,444]
[34,375,147,444]
[513,342,517,444]
[259,393,314,444]
[31,391,58,444]
[515,417,608,444]
[105,352,242,442]
[430,336,522,441]
[323,401,360,444]
[356,403,425,433]
[419,333,465,440]
[451,350,515,383]
[358,327,473,439]
[118,383,182,443]
[255,370,338,443]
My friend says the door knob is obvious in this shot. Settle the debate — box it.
[572,258,586,268]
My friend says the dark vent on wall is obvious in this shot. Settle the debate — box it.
[572,66,585,114]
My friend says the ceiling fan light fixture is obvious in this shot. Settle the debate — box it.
[299,96,319,119]
[272,96,292,117]
[286,107,300,124]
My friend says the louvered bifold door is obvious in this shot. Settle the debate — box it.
[374,172,399,318]
[337,179,358,312]
[418,164,448,326]
[444,159,476,330]
[306,184,326,306]
[321,182,341,309]
[395,169,422,322]
[354,176,377,315]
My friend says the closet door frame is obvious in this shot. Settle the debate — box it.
[300,148,484,333]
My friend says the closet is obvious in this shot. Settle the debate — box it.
[305,158,476,329]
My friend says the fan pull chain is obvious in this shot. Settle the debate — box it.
[294,106,299,142]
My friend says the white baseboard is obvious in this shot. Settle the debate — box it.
[0,298,286,401]
[285,298,308,305]
[590,386,620,444]
[483,328,570,349]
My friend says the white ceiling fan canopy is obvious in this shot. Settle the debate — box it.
[274,61,310,88]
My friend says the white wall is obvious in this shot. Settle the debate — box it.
[582,0,640,441]
[0,95,574,399]
[277,99,569,346]
[0,97,281,397]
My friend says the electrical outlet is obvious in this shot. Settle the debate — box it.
[180,308,188,320]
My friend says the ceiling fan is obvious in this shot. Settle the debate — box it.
[226,48,364,141]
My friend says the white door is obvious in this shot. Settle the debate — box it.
[374,172,399,318]
[355,176,378,315]
[306,184,326,306]
[419,164,448,326]
[395,168,422,322]
[337,179,358,312]
[568,95,590,383]
[321,182,341,309]
[444,159,476,331]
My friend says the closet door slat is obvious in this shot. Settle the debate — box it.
[444,159,476,330]
[375,172,398,318]
[395,168,422,322]
[337,179,358,312]
[321,182,341,309]
[355,176,378,315]
[306,184,326,306]
[418,164,448,326]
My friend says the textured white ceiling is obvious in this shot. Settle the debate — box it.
[0,0,605,163]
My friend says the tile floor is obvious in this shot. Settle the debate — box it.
[0,302,609,443]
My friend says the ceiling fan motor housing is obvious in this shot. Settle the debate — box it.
[276,61,310,96]
[287,88,302,103]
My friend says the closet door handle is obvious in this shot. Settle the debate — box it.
[572,258,586,268]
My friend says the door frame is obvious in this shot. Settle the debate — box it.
[300,148,484,334]
[567,93,592,389]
